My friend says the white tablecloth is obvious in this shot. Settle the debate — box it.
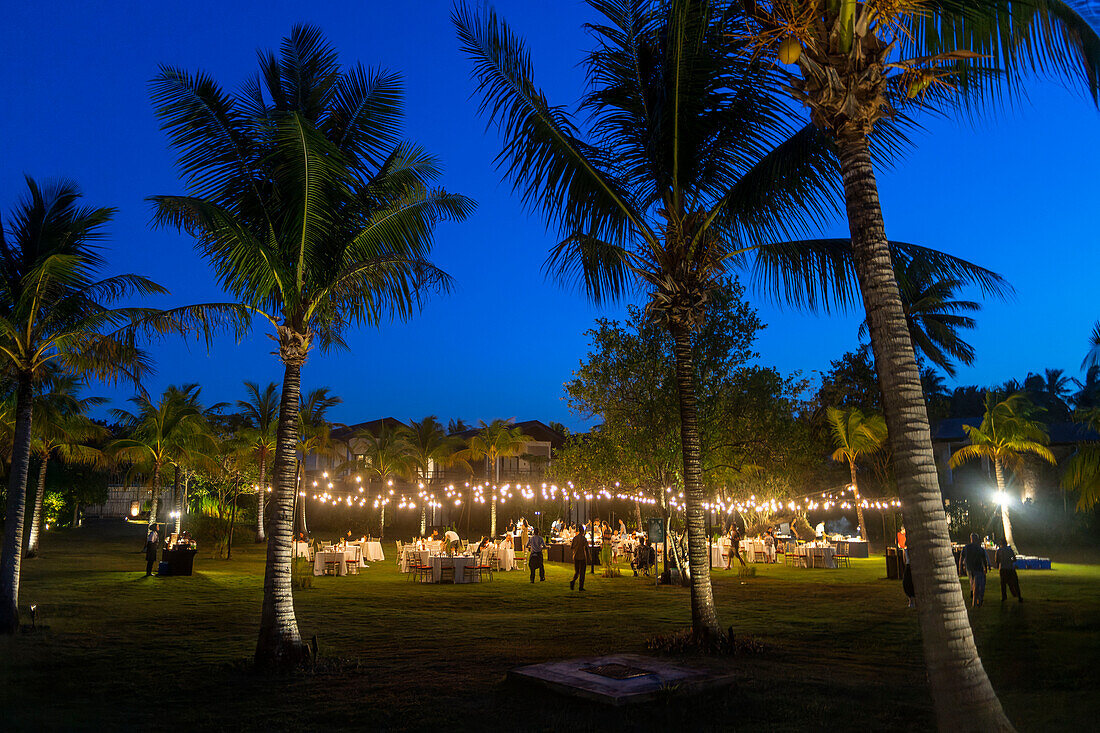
[495,546,515,570]
[293,541,310,558]
[788,545,836,569]
[431,555,478,583]
[364,541,384,562]
[313,551,348,576]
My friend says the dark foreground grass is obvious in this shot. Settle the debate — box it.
[1,521,1097,731]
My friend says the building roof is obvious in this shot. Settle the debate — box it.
[453,419,567,450]
[331,417,408,442]
[931,417,1100,445]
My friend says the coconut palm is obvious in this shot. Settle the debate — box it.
[826,406,886,541]
[348,422,412,536]
[109,385,211,526]
[0,177,160,633]
[238,381,278,542]
[950,393,1055,548]
[1082,322,1100,370]
[149,25,471,668]
[296,387,343,537]
[1061,407,1100,511]
[738,2,1098,724]
[458,419,533,538]
[24,372,107,557]
[403,415,466,535]
[454,0,1005,638]
[858,254,983,376]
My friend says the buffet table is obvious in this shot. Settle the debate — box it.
[834,539,869,558]
[160,547,197,576]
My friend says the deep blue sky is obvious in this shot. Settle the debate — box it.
[3,1,1098,430]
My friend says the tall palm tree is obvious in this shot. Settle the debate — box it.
[455,0,1002,637]
[0,177,158,633]
[1082,321,1100,370]
[296,387,343,537]
[238,381,278,542]
[149,26,471,668]
[826,406,886,541]
[25,372,107,557]
[859,254,984,377]
[349,422,412,537]
[109,386,210,526]
[458,419,533,538]
[403,415,466,535]
[950,393,1055,548]
[738,2,1098,725]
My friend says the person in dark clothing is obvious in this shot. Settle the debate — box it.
[570,531,588,591]
[725,524,746,569]
[902,558,916,608]
[143,524,160,576]
[995,540,1023,603]
[527,527,546,582]
[959,532,989,607]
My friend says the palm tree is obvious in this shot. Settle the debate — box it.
[109,386,209,526]
[1083,322,1100,370]
[238,381,278,542]
[738,2,1099,725]
[1061,407,1100,511]
[950,393,1055,548]
[0,177,158,633]
[149,25,471,668]
[859,254,984,377]
[403,416,466,535]
[25,372,107,557]
[455,0,1004,638]
[458,419,533,538]
[826,406,886,541]
[349,422,412,537]
[296,387,343,537]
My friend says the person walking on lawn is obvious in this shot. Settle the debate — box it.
[570,530,588,591]
[143,524,160,577]
[995,539,1023,603]
[527,527,546,583]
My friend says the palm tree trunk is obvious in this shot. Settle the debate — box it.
[255,334,309,670]
[849,461,868,541]
[0,372,35,633]
[837,134,1009,730]
[26,455,49,558]
[174,468,184,535]
[227,475,239,561]
[993,459,1015,549]
[256,453,267,542]
[490,456,498,537]
[669,322,721,639]
[420,504,427,536]
[148,463,161,528]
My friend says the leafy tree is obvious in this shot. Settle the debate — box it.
[950,393,1055,548]
[446,418,469,435]
[403,415,465,535]
[347,422,411,537]
[826,406,886,541]
[739,2,1098,723]
[459,419,533,537]
[25,372,107,557]
[0,178,157,633]
[296,387,343,537]
[1023,368,1073,421]
[237,381,278,542]
[812,345,880,419]
[149,26,471,668]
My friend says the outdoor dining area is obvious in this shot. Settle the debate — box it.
[292,536,386,576]
[397,537,518,583]
[705,535,867,570]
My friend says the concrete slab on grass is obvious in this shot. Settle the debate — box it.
[509,653,735,706]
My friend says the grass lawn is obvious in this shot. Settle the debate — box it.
[2,520,1097,731]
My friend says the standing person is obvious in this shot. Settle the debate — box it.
[143,524,160,577]
[601,520,614,577]
[570,529,588,591]
[896,525,907,551]
[520,519,530,559]
[725,524,746,570]
[995,539,1023,603]
[960,533,990,607]
[763,528,777,564]
[527,527,546,583]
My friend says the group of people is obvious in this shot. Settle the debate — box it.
[958,533,1024,607]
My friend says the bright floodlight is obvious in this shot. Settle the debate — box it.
[994,490,1010,506]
